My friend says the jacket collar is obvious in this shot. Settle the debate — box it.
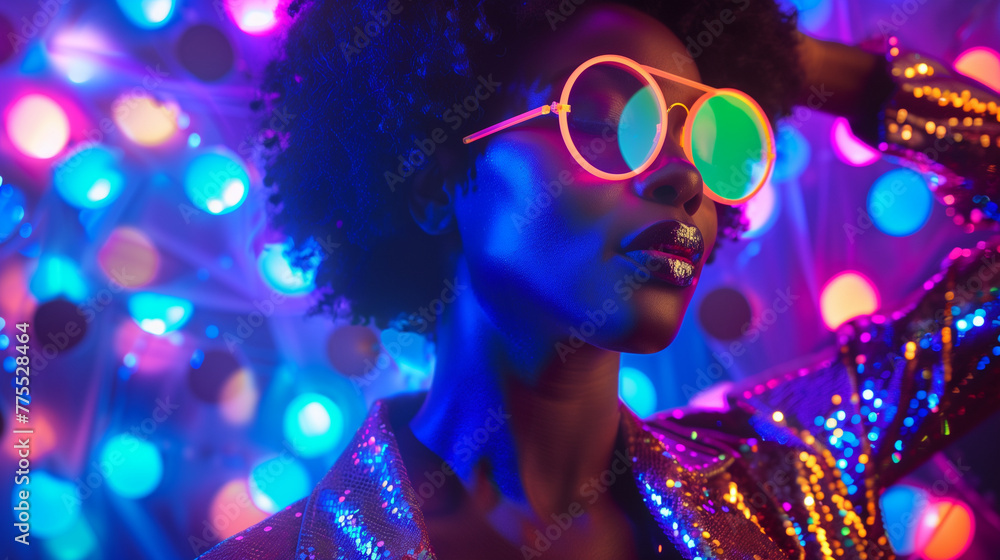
[295,394,791,560]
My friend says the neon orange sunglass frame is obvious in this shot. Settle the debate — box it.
[462,54,776,205]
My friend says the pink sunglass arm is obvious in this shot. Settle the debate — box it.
[642,66,716,94]
[463,103,570,144]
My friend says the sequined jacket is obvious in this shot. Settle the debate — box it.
[197,44,1000,560]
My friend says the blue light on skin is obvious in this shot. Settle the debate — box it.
[53,146,126,209]
[100,434,163,498]
[867,168,933,236]
[283,393,345,458]
[127,293,193,335]
[29,256,88,302]
[116,0,176,29]
[619,366,657,417]
[248,456,311,513]
[184,149,250,215]
[13,471,80,538]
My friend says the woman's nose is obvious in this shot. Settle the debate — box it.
[632,157,704,216]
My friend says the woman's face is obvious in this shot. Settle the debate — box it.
[451,5,719,355]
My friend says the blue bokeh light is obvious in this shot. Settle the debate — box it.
[879,484,929,555]
[619,366,657,417]
[12,471,80,538]
[258,240,319,296]
[29,256,88,302]
[0,183,27,242]
[283,393,345,458]
[184,149,250,216]
[127,292,194,335]
[53,145,126,209]
[867,169,933,237]
[771,123,811,182]
[248,455,311,513]
[100,434,163,499]
[116,0,176,29]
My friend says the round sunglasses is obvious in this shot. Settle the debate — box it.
[463,54,776,205]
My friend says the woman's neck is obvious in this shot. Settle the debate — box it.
[408,259,625,521]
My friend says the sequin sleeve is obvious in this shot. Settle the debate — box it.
[850,40,1000,229]
[733,240,1000,501]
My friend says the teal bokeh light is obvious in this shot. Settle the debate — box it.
[258,240,318,296]
[53,146,126,210]
[12,471,79,538]
[127,292,193,335]
[248,456,311,513]
[116,0,176,29]
[100,434,164,499]
[184,149,250,215]
[283,393,345,458]
[619,366,657,417]
[29,256,87,302]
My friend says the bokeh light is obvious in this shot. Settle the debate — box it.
[619,366,656,417]
[100,434,164,499]
[128,292,193,335]
[33,298,88,352]
[49,28,111,84]
[880,484,929,555]
[184,148,250,215]
[176,24,235,82]
[224,0,281,35]
[189,349,242,403]
[831,117,880,167]
[248,455,311,513]
[113,93,179,146]
[219,368,260,425]
[5,94,71,159]
[13,471,79,538]
[283,393,345,458]
[820,271,880,330]
[698,287,753,341]
[867,169,932,236]
[97,226,160,287]
[114,319,193,375]
[771,122,811,182]
[258,240,318,295]
[0,182,27,242]
[117,0,177,29]
[743,179,779,238]
[43,516,97,560]
[208,479,267,540]
[917,499,975,560]
[326,326,382,378]
[954,46,1000,92]
[30,256,87,302]
[53,145,126,209]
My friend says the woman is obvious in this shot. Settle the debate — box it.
[200,0,1000,558]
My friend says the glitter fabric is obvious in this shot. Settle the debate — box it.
[199,235,1000,560]
[851,39,1000,229]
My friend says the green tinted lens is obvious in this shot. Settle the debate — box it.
[688,91,771,202]
[618,86,660,171]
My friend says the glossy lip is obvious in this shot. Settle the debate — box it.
[618,220,705,287]
[620,219,704,263]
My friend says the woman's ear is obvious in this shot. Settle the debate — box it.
[408,151,464,235]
